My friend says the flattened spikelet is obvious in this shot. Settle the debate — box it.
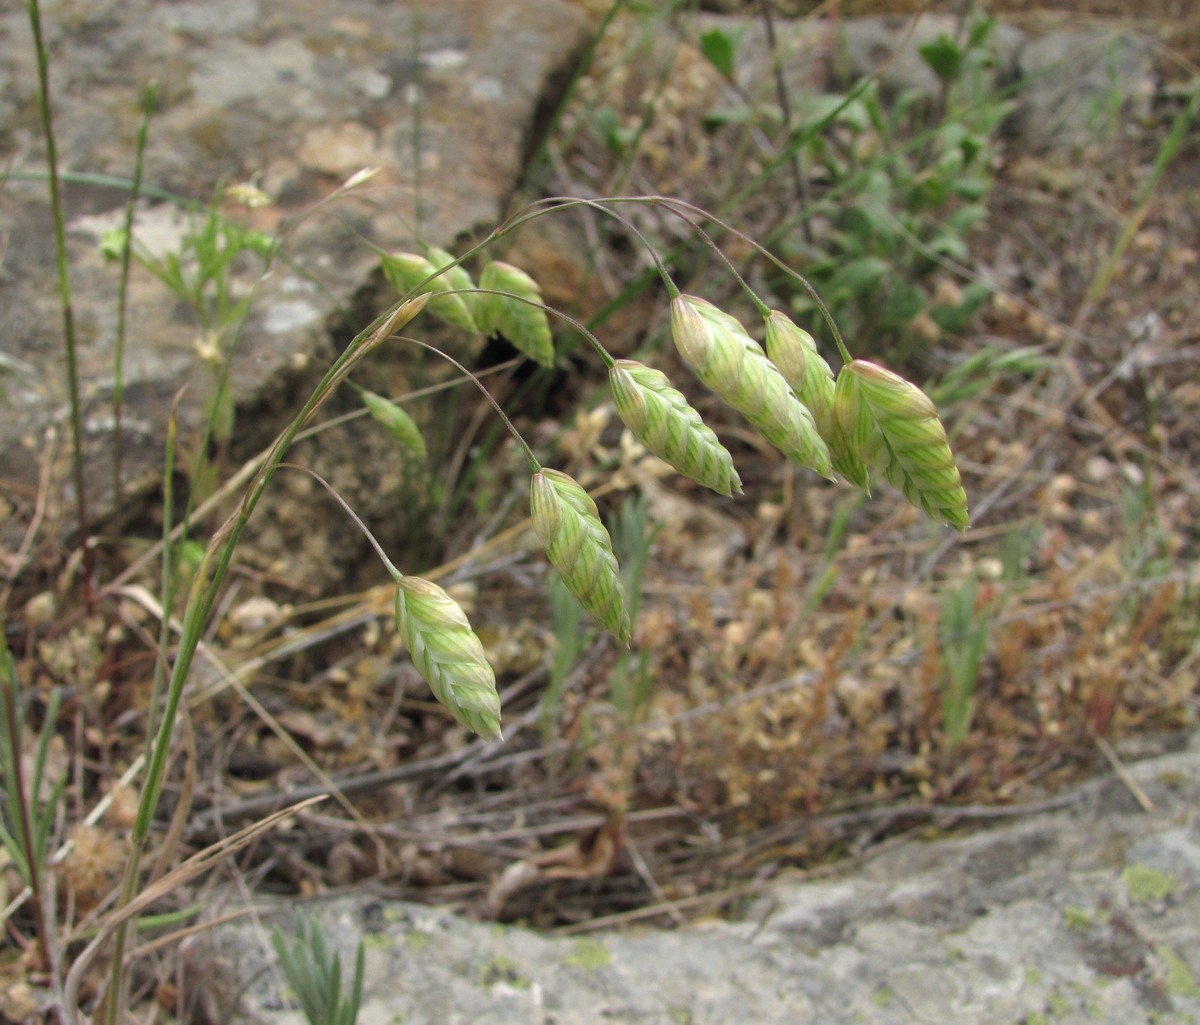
[763,311,836,436]
[830,365,877,491]
[394,577,502,739]
[610,359,742,496]
[847,360,970,531]
[478,262,555,367]
[530,469,631,644]
[426,246,480,333]
[380,251,477,334]
[360,389,426,458]
[671,296,832,479]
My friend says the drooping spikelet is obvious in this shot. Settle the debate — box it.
[530,469,631,644]
[609,359,742,497]
[477,262,555,367]
[360,389,426,458]
[380,251,478,334]
[763,311,836,437]
[426,245,479,331]
[394,577,502,739]
[846,359,970,531]
[671,295,832,480]
[829,364,878,492]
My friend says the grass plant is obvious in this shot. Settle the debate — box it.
[272,917,365,1025]
[3,0,1199,1019]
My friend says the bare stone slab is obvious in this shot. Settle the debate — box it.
[221,739,1200,1025]
[0,0,589,544]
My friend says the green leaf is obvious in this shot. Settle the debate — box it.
[919,33,963,83]
[825,257,889,304]
[699,28,736,81]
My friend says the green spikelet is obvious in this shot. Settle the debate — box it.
[530,469,631,644]
[830,365,877,491]
[425,246,480,333]
[609,359,742,497]
[671,295,832,480]
[380,251,478,333]
[763,311,836,437]
[394,577,502,739]
[847,360,970,531]
[360,389,426,458]
[478,261,555,367]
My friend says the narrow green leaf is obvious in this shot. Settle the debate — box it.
[700,28,736,81]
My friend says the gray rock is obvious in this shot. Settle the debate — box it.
[1014,27,1156,150]
[224,740,1200,1025]
[0,0,589,570]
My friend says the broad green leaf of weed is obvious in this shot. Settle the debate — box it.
[699,28,736,81]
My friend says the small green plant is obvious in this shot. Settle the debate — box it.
[939,571,991,747]
[272,917,365,1025]
[107,191,276,495]
[541,571,594,744]
[770,12,1014,357]
[0,638,65,971]
[606,495,660,725]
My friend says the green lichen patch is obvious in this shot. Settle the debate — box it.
[565,937,612,969]
[1158,945,1200,1000]
[1122,863,1177,903]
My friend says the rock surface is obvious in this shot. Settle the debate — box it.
[0,0,589,554]
[229,740,1200,1024]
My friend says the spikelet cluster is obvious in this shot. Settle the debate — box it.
[530,469,631,644]
[609,359,742,497]
[671,296,832,479]
[478,262,555,367]
[846,360,969,531]
[394,577,502,739]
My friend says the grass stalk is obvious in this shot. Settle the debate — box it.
[111,82,157,518]
[99,293,428,1025]
[1079,81,1200,315]
[27,0,92,595]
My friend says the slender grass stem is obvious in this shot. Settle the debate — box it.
[112,81,158,520]
[101,292,428,1025]
[404,335,542,473]
[27,0,92,596]
[0,654,50,970]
